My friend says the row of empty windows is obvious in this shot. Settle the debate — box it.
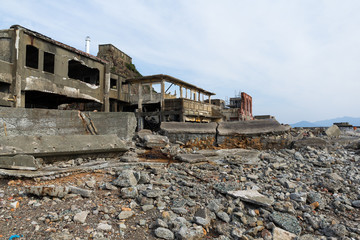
[25,45,99,85]
[26,45,54,73]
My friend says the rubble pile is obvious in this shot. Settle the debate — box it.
[0,128,359,239]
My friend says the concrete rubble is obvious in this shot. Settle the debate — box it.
[0,126,359,239]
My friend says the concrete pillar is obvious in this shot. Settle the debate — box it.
[150,83,153,101]
[180,86,183,98]
[138,83,142,112]
[128,83,131,102]
[185,88,188,99]
[104,64,110,112]
[12,28,23,107]
[198,92,201,101]
[160,79,165,110]
[208,95,211,104]
[118,76,122,101]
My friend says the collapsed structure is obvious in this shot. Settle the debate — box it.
[0,25,253,128]
[0,25,291,172]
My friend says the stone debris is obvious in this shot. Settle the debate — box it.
[73,210,89,224]
[227,189,274,207]
[26,185,69,198]
[0,128,360,239]
[325,124,341,138]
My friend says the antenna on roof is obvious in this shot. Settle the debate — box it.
[85,36,91,54]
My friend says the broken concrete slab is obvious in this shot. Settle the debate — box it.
[175,154,207,163]
[68,186,93,198]
[26,185,69,198]
[0,134,128,159]
[160,122,217,143]
[0,159,167,178]
[0,107,136,140]
[227,190,274,207]
[325,125,341,138]
[216,149,261,165]
[0,155,41,170]
[217,119,290,141]
[142,134,170,149]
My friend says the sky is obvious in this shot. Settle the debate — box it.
[1,0,360,124]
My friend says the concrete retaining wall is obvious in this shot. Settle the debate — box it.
[217,119,291,143]
[0,107,136,140]
[160,122,217,143]
[160,119,290,145]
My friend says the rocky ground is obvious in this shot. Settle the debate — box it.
[0,128,360,240]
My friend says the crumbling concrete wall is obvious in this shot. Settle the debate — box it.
[0,107,136,140]
[160,122,217,143]
[160,119,291,148]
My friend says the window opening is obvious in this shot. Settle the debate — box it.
[68,59,99,85]
[43,52,55,73]
[110,78,117,89]
[25,45,39,69]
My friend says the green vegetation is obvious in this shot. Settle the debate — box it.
[126,63,142,77]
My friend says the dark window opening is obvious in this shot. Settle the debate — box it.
[43,52,55,73]
[68,60,99,85]
[25,45,39,69]
[25,90,102,111]
[0,82,10,93]
[110,78,117,89]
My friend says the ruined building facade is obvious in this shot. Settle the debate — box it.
[0,25,252,127]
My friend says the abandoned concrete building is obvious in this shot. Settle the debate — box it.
[0,25,253,129]
[211,92,253,122]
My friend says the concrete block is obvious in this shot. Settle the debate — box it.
[0,154,41,170]
[160,122,217,143]
[0,134,128,158]
[218,119,290,137]
[0,107,136,140]
[325,125,341,138]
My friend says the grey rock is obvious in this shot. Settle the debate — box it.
[214,182,241,194]
[207,200,221,212]
[154,227,174,240]
[193,216,210,227]
[68,186,93,198]
[272,227,297,240]
[217,211,230,223]
[351,200,360,208]
[176,225,205,240]
[227,190,274,207]
[118,210,134,219]
[121,187,138,199]
[113,170,137,187]
[155,218,168,228]
[172,207,188,214]
[97,223,112,231]
[290,192,307,202]
[294,152,304,161]
[270,211,301,235]
[73,211,89,224]
[142,205,154,211]
[143,134,170,149]
[325,125,341,138]
[142,189,163,198]
[323,224,348,238]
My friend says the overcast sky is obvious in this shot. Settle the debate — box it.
[1,0,359,124]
